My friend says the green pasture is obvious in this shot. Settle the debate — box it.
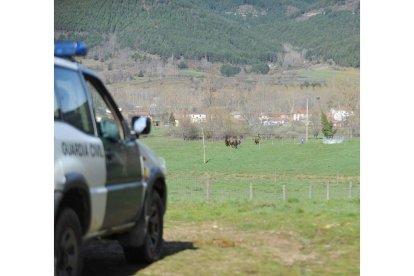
[177,69,206,78]
[297,67,359,82]
[141,136,360,180]
[140,199,360,275]
[169,200,357,275]
[137,136,360,275]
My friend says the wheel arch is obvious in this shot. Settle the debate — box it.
[148,169,167,214]
[117,170,167,250]
[55,173,91,235]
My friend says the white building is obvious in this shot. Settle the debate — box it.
[189,114,206,123]
[293,112,306,121]
[330,108,352,122]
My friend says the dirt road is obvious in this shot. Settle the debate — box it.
[82,221,318,275]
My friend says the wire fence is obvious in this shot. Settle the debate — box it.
[166,175,360,203]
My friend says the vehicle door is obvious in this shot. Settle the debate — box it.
[82,73,145,228]
[54,64,107,233]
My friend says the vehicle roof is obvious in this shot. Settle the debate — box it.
[54,56,100,79]
[54,56,79,70]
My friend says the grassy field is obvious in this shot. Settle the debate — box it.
[132,135,360,275]
[177,69,206,78]
[138,200,359,275]
[297,66,360,82]
[141,134,360,180]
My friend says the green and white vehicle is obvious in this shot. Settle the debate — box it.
[54,41,167,276]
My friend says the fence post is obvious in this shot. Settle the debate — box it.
[349,181,353,199]
[274,170,277,184]
[282,185,286,202]
[309,183,312,199]
[249,182,253,201]
[326,182,330,201]
[202,127,206,164]
[337,171,339,185]
[206,177,211,201]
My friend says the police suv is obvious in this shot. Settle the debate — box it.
[54,41,167,276]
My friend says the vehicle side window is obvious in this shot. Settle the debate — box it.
[54,66,94,134]
[83,76,124,141]
[54,91,60,119]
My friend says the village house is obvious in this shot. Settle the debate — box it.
[293,110,307,122]
[189,113,207,123]
[329,108,353,122]
[169,111,207,126]
[259,112,290,126]
[327,108,353,128]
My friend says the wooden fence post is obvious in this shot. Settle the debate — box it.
[349,181,353,199]
[202,127,206,164]
[326,182,330,201]
[249,182,253,201]
[282,185,286,202]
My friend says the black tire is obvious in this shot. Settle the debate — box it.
[123,191,164,264]
[55,208,83,276]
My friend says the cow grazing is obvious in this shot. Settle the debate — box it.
[226,136,241,149]
[253,134,260,145]
[225,136,230,147]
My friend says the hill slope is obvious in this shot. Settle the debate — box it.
[55,0,359,67]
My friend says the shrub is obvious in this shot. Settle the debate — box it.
[220,64,241,77]
[251,63,269,74]
[178,61,188,69]
[131,53,141,62]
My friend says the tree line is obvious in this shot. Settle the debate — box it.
[55,0,359,67]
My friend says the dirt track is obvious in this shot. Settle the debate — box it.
[82,221,318,275]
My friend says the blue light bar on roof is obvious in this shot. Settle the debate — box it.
[54,41,88,57]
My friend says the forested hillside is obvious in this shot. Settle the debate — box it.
[55,0,359,67]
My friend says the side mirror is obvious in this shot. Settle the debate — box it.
[131,116,151,135]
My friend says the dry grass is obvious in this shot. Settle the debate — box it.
[138,214,358,275]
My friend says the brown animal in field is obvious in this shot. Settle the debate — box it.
[229,137,241,148]
[254,134,260,145]
[225,136,241,148]
[225,136,230,147]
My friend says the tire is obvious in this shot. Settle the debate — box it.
[55,208,83,276]
[123,191,164,264]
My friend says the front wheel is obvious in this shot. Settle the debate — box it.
[123,191,164,263]
[55,208,83,276]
